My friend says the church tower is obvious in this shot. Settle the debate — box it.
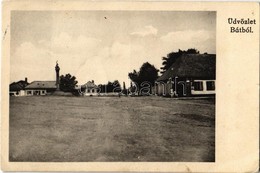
[55,61,60,90]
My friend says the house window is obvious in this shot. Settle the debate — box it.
[206,81,215,91]
[193,81,203,91]
[27,91,32,95]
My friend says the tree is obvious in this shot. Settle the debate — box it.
[128,62,159,95]
[99,80,122,93]
[160,48,200,74]
[111,80,122,93]
[59,73,78,92]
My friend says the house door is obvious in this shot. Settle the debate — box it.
[177,81,187,97]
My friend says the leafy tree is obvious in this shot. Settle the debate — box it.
[111,80,122,93]
[59,73,78,92]
[160,48,200,74]
[99,80,122,93]
[106,81,114,92]
[128,62,159,95]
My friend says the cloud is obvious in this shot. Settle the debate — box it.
[11,29,215,85]
[43,32,103,73]
[11,42,57,82]
[160,30,215,54]
[11,32,103,83]
[130,25,158,37]
[75,41,145,85]
[160,30,213,43]
[12,34,147,85]
[49,32,101,54]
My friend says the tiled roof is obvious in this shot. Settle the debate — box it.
[82,81,98,88]
[25,81,56,89]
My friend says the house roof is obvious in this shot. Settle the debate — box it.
[25,81,56,90]
[10,80,29,91]
[157,54,216,81]
[82,81,98,88]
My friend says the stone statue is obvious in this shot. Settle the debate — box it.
[55,61,60,90]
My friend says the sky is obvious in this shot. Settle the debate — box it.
[11,11,216,86]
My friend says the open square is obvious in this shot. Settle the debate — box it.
[9,96,215,162]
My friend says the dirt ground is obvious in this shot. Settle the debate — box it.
[9,96,215,162]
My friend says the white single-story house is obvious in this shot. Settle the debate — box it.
[24,81,57,96]
[81,80,99,96]
[155,54,216,97]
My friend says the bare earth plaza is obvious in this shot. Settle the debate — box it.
[9,11,216,162]
[10,96,215,162]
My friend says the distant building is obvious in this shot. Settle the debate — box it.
[81,80,99,96]
[9,78,29,96]
[24,81,56,96]
[155,54,216,97]
[13,62,61,96]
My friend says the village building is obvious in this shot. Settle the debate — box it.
[9,78,29,96]
[81,80,99,96]
[24,81,57,96]
[155,54,216,97]
[13,62,60,96]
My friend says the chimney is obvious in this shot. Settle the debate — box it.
[25,77,28,83]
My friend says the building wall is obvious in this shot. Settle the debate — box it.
[155,82,172,96]
[10,91,20,96]
[25,90,47,96]
[155,79,215,97]
[10,90,26,96]
[84,88,98,96]
[191,80,215,95]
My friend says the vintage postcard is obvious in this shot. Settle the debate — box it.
[1,1,259,172]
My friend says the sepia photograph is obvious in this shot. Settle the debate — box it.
[1,1,259,172]
[8,10,216,162]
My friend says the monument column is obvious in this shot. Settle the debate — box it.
[55,61,60,90]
